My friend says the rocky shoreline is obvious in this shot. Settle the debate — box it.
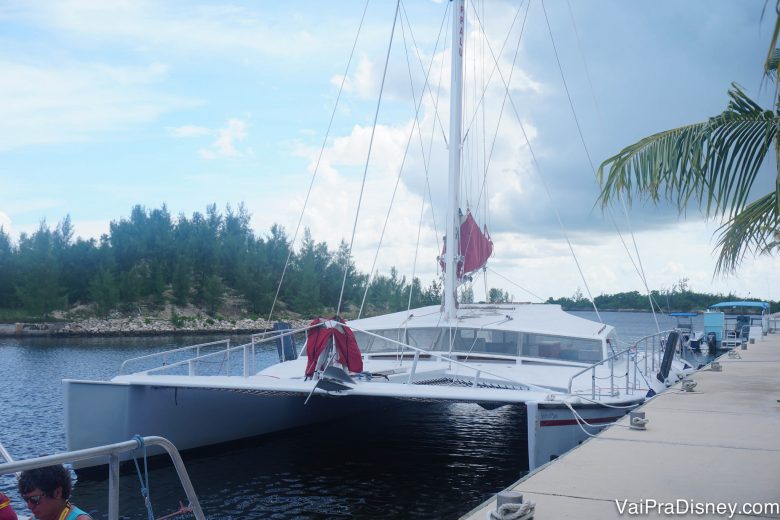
[0,316,311,337]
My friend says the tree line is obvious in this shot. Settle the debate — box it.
[1,204,773,321]
[547,282,777,313]
[0,204,445,320]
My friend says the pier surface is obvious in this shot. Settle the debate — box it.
[462,333,780,519]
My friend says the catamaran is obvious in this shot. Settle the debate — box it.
[64,0,693,474]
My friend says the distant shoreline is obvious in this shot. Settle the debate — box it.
[0,308,673,338]
[0,317,310,338]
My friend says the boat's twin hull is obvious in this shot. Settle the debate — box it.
[64,379,639,474]
[64,380,382,471]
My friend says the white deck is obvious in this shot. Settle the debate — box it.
[350,303,613,339]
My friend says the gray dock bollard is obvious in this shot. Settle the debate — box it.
[489,491,535,520]
[629,411,648,430]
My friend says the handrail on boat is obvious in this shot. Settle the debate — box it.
[0,436,205,520]
[119,339,231,374]
[144,340,255,376]
[122,325,314,377]
[566,329,677,398]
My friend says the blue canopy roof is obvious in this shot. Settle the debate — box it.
[709,301,769,311]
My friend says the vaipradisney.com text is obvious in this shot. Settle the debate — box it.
[615,499,779,518]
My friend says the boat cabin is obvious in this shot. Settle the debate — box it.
[349,304,610,365]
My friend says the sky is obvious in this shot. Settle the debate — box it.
[0,0,777,304]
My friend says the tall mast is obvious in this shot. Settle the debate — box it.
[443,0,465,320]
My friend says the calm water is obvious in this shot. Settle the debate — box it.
[0,311,709,519]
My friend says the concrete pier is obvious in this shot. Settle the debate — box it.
[462,333,780,519]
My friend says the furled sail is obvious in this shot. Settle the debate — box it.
[440,210,493,280]
[304,317,363,377]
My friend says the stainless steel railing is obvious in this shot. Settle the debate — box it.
[567,330,677,398]
[118,326,312,378]
[0,436,205,520]
[120,339,231,374]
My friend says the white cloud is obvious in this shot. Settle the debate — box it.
[0,212,11,232]
[332,54,377,99]
[199,118,249,159]
[0,59,192,150]
[13,1,318,58]
[70,219,111,242]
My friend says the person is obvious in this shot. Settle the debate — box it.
[0,492,18,520]
[17,465,91,520]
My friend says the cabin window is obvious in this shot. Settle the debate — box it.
[357,327,601,362]
[354,329,405,353]
[521,333,601,363]
[405,328,520,355]
[408,328,446,351]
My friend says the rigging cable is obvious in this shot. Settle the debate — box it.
[468,3,602,322]
[405,2,451,314]
[265,0,371,326]
[555,0,660,332]
[337,0,401,316]
[539,1,604,322]
[357,0,450,318]
[486,266,545,303]
[469,0,529,220]
[564,0,659,331]
[458,1,529,299]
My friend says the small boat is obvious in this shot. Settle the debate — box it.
[703,301,771,349]
[63,0,695,476]
[669,312,705,350]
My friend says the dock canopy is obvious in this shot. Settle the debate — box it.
[709,301,769,311]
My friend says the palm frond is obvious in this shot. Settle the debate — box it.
[764,4,780,77]
[714,191,780,273]
[597,85,779,219]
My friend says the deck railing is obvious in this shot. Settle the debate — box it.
[0,436,205,520]
[119,327,310,377]
[566,330,678,399]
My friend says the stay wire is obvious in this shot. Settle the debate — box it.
[357,1,447,318]
[469,4,602,322]
[469,0,529,221]
[457,0,529,294]
[338,0,401,316]
[401,1,451,313]
[486,266,545,302]
[559,1,660,331]
[266,0,371,325]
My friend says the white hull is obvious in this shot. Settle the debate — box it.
[527,401,640,469]
[64,377,644,473]
[64,379,382,472]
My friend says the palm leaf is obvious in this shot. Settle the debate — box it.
[598,85,778,218]
[715,191,780,273]
[597,84,780,274]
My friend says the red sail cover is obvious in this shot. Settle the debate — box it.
[304,317,363,377]
[440,211,493,279]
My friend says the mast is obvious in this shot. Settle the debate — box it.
[443,0,465,320]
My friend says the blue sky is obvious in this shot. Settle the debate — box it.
[0,0,777,302]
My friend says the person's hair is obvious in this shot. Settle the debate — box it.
[18,465,72,500]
